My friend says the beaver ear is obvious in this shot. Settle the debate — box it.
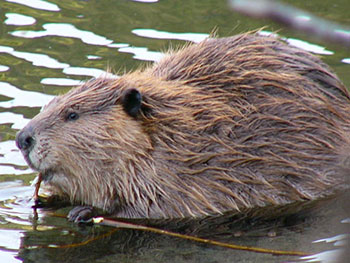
[121,88,142,117]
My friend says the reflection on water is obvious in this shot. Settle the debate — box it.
[0,0,349,262]
[132,0,159,3]
[285,38,333,55]
[132,29,209,43]
[0,45,69,69]
[0,82,54,108]
[11,23,114,46]
[6,0,60,12]
[62,67,116,78]
[118,45,163,61]
[4,13,36,26]
[0,65,10,72]
[258,31,334,55]
[301,233,350,262]
[40,78,82,87]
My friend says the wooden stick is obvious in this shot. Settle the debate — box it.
[94,217,310,257]
[33,172,42,202]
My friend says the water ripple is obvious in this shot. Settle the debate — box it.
[40,78,82,87]
[11,23,113,46]
[0,140,29,168]
[258,31,334,55]
[0,82,54,108]
[6,0,60,12]
[0,65,9,72]
[0,45,69,69]
[132,29,209,43]
[4,13,36,26]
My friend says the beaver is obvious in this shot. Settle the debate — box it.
[16,32,350,221]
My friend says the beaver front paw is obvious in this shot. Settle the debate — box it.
[67,206,95,224]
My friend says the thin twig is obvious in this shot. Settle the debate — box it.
[95,217,311,257]
[33,172,42,202]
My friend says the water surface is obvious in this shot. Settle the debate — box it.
[0,0,349,262]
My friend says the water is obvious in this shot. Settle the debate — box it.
[0,0,350,262]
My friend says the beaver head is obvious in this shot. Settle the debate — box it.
[16,76,165,215]
[16,32,350,219]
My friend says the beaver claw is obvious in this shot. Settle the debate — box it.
[67,206,95,224]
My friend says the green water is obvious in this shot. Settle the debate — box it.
[0,0,349,262]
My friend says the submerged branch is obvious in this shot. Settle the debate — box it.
[94,217,310,257]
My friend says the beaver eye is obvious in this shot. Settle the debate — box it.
[66,112,79,121]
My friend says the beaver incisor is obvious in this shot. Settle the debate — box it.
[16,32,350,220]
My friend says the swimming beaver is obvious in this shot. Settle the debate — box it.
[16,32,350,220]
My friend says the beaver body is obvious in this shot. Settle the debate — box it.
[17,32,350,219]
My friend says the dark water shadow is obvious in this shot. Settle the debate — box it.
[17,195,349,263]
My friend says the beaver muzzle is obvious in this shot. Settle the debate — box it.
[16,125,36,168]
[16,125,35,152]
[16,123,66,183]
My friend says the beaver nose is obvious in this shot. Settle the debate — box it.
[16,126,35,152]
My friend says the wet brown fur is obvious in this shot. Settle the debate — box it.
[21,32,350,219]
